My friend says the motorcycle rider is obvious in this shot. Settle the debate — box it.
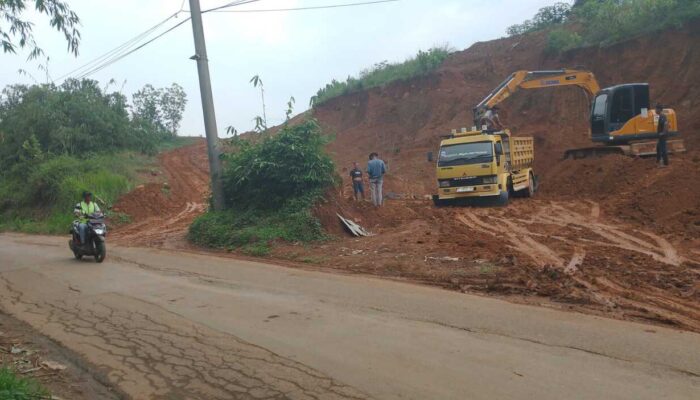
[74,191,101,248]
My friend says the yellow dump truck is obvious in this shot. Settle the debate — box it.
[432,128,534,206]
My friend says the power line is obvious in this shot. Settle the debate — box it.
[208,0,399,13]
[59,0,400,81]
[73,18,192,80]
[55,13,181,82]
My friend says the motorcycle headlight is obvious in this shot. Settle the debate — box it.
[482,175,498,184]
[94,228,104,235]
[439,180,450,188]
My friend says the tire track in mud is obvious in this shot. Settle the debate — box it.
[111,142,210,248]
[457,201,700,331]
[0,271,369,400]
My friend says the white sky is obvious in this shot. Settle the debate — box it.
[0,0,558,136]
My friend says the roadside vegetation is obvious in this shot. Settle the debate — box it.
[507,0,700,53]
[310,45,452,106]
[0,79,189,234]
[189,119,336,256]
[0,367,49,400]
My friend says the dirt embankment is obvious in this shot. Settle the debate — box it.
[110,140,209,248]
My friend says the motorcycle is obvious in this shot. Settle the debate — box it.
[68,212,107,263]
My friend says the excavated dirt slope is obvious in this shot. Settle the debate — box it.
[112,23,700,332]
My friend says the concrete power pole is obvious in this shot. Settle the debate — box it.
[188,0,225,211]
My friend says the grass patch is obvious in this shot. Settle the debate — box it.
[0,367,50,399]
[0,151,154,234]
[156,136,199,152]
[189,205,327,252]
[311,45,452,106]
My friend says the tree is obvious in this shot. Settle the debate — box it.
[506,2,572,36]
[132,84,163,129]
[161,83,187,136]
[0,0,81,59]
[132,83,187,137]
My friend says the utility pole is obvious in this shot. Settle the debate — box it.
[188,0,225,211]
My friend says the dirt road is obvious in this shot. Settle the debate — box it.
[1,233,699,399]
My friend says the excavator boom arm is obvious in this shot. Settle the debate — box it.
[473,69,601,127]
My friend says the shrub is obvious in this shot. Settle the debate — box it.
[507,2,572,36]
[221,119,335,209]
[311,45,452,106]
[189,119,335,252]
[546,29,583,53]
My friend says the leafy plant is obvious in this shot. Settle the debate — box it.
[0,0,80,60]
[250,74,267,131]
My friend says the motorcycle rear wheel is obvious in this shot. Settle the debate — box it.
[94,240,106,263]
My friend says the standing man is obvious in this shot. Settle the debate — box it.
[655,103,669,167]
[367,152,387,207]
[349,162,365,201]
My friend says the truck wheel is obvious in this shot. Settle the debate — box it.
[498,189,510,206]
[523,172,536,198]
[432,195,446,207]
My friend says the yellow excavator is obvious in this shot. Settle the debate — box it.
[473,69,685,158]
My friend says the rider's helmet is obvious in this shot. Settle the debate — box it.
[82,191,92,200]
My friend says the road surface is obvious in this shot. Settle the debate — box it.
[1,233,699,399]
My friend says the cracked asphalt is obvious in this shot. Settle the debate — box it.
[1,233,700,399]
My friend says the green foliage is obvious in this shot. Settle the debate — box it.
[0,152,152,234]
[0,0,80,60]
[188,204,326,252]
[546,28,583,53]
[511,1,700,52]
[311,45,452,106]
[573,0,700,46]
[221,119,335,209]
[189,119,335,252]
[0,366,50,399]
[507,2,572,36]
[132,83,187,136]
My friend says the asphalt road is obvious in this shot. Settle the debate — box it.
[1,233,699,399]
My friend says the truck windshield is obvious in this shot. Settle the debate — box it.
[438,142,493,166]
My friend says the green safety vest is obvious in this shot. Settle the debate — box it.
[79,201,99,222]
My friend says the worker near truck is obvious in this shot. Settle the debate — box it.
[367,153,387,207]
[481,106,503,131]
[656,103,669,167]
[349,162,365,201]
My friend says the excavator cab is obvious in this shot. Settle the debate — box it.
[590,84,650,142]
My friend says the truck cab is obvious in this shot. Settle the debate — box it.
[433,129,534,205]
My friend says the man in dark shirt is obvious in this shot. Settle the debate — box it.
[349,162,365,201]
[656,103,669,167]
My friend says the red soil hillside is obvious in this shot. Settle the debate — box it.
[313,21,700,235]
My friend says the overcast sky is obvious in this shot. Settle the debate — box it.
[0,0,557,136]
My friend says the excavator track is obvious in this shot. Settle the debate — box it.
[564,139,686,159]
